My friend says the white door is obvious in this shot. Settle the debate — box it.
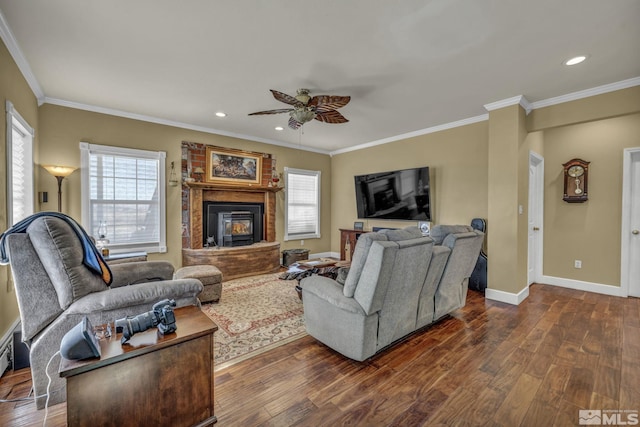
[622,148,640,297]
[528,152,544,285]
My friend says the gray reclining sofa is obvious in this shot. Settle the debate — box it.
[301,225,484,361]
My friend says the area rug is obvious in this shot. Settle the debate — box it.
[200,273,306,371]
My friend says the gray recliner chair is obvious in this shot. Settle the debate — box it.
[4,216,203,408]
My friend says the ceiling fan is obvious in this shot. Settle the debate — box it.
[249,89,350,130]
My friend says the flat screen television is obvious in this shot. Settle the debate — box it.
[354,166,432,221]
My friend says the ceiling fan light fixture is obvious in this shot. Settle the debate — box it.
[295,88,311,105]
[290,108,316,124]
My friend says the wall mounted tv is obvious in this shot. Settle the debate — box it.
[354,166,432,221]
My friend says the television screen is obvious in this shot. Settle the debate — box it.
[354,166,431,221]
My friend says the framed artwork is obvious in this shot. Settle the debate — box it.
[353,221,364,231]
[205,146,262,185]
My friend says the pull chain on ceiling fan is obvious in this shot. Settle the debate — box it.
[249,89,351,129]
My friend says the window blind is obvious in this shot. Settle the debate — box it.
[80,142,167,253]
[285,168,320,240]
[6,101,34,225]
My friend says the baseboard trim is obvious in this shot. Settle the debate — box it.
[309,252,340,260]
[485,286,530,306]
[0,317,21,376]
[0,317,21,352]
[540,275,624,297]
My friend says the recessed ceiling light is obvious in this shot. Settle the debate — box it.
[565,55,587,66]
[215,112,227,117]
[275,126,284,131]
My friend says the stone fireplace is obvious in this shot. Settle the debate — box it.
[180,142,283,280]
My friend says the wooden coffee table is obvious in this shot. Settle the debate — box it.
[59,306,218,427]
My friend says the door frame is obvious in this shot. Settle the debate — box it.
[528,151,544,285]
[621,147,640,297]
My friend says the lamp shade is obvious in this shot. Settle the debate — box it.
[43,165,77,177]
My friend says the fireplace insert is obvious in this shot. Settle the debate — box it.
[203,202,264,247]
[218,211,254,247]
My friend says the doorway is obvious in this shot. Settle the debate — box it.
[528,151,544,286]
[621,147,640,297]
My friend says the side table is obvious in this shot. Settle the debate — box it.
[59,306,218,427]
[339,229,368,260]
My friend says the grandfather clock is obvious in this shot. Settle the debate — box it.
[562,158,590,203]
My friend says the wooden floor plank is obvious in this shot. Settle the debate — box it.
[1,285,638,427]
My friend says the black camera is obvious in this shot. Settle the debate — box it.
[115,299,177,344]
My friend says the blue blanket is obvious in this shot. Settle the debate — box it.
[0,212,112,285]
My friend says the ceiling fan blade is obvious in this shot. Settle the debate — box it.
[310,95,351,112]
[288,116,302,129]
[271,90,304,107]
[315,109,348,124]
[248,108,293,116]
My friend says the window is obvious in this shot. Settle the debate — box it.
[80,142,167,254]
[6,101,34,225]
[284,167,321,240]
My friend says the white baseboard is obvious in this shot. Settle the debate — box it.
[309,251,339,260]
[540,275,625,297]
[485,286,530,306]
[0,317,21,377]
[484,276,625,306]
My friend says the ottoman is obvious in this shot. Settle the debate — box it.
[174,265,223,303]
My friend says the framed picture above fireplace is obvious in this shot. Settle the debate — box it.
[205,146,262,185]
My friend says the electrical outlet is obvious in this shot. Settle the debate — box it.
[574,260,582,269]
[300,240,304,246]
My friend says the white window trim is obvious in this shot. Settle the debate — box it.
[284,167,321,241]
[79,142,167,253]
[6,100,34,226]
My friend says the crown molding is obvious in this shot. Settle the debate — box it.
[529,76,640,109]
[329,114,489,156]
[0,8,44,103]
[44,97,331,155]
[484,95,532,115]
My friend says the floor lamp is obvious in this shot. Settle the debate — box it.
[43,165,77,212]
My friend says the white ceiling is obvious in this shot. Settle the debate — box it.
[1,1,639,154]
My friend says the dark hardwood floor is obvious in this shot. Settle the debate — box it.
[1,283,638,426]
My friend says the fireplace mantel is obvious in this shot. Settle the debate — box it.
[184,182,284,193]
[185,182,283,250]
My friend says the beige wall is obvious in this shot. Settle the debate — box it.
[332,87,640,295]
[37,104,333,268]
[0,40,39,340]
[331,121,489,253]
[487,104,529,294]
[541,113,640,285]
